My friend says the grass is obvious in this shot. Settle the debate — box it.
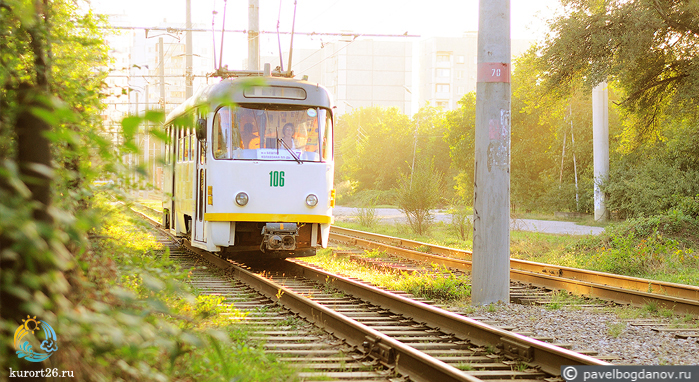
[303,248,472,306]
[544,291,589,310]
[74,197,299,381]
[333,209,699,327]
[337,209,699,286]
[606,322,626,338]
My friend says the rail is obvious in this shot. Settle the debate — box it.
[330,226,699,315]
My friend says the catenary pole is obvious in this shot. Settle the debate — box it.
[186,0,193,99]
[592,82,609,221]
[159,37,165,189]
[248,0,260,71]
[472,0,511,305]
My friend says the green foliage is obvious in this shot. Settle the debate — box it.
[603,125,699,219]
[305,249,471,304]
[395,267,471,302]
[335,104,455,206]
[540,0,699,143]
[395,161,444,235]
[1,2,289,380]
[448,202,473,241]
[335,106,413,190]
[357,204,378,229]
[340,188,395,207]
[604,159,699,219]
[1,0,112,372]
[572,212,699,277]
[444,93,477,204]
[51,199,293,381]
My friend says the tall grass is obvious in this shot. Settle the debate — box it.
[65,197,298,381]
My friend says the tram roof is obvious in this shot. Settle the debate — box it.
[164,77,334,125]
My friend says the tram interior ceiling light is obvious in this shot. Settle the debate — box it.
[235,192,249,206]
[305,194,318,207]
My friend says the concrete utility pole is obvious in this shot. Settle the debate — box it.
[185,0,193,99]
[472,0,511,305]
[248,0,260,71]
[159,37,165,189]
[159,38,165,107]
[592,82,609,221]
[144,84,149,188]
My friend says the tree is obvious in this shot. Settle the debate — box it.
[410,104,452,189]
[541,0,699,144]
[0,0,109,374]
[395,161,444,235]
[444,93,477,204]
[510,48,611,213]
[336,106,413,192]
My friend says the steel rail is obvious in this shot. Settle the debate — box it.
[181,242,482,382]
[287,259,608,376]
[330,226,699,315]
[132,204,606,379]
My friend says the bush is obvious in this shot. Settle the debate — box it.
[449,202,472,241]
[395,163,444,235]
[338,188,395,207]
[571,211,699,276]
[357,203,378,228]
[603,156,699,219]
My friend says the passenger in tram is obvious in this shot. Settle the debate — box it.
[281,123,296,148]
[241,123,260,149]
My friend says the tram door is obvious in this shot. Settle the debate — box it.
[193,122,207,243]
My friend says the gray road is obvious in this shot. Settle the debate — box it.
[333,206,604,236]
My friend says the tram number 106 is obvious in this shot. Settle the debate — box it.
[269,171,285,187]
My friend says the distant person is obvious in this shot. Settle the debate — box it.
[241,123,259,149]
[281,123,295,148]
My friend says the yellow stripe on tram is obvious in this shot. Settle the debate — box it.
[204,213,332,224]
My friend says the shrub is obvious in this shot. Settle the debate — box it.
[395,163,444,235]
[449,203,473,241]
[603,156,699,219]
[571,211,699,276]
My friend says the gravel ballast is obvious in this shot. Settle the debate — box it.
[465,303,699,365]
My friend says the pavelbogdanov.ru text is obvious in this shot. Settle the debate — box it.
[583,369,690,382]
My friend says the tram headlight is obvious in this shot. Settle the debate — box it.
[235,192,249,206]
[305,194,318,207]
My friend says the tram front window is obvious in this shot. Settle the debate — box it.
[212,105,331,162]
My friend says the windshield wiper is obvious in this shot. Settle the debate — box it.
[277,138,302,164]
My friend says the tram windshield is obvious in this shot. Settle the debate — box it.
[212,105,332,162]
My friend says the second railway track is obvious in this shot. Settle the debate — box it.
[328,226,699,316]
[133,205,608,381]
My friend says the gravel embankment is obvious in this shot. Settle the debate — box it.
[465,304,699,365]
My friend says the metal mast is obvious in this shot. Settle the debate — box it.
[186,0,193,99]
[248,0,260,71]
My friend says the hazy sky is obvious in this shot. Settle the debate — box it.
[93,0,561,73]
[93,0,561,40]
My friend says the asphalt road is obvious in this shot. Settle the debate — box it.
[333,206,605,236]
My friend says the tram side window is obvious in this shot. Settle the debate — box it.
[187,134,191,161]
[213,106,237,159]
[184,132,190,161]
[179,129,184,162]
[189,134,194,161]
[322,112,333,161]
[164,126,170,164]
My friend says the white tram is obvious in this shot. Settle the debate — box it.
[162,72,335,258]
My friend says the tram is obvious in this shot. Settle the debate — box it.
[162,66,334,258]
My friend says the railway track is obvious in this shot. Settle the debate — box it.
[329,226,699,316]
[130,204,608,381]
